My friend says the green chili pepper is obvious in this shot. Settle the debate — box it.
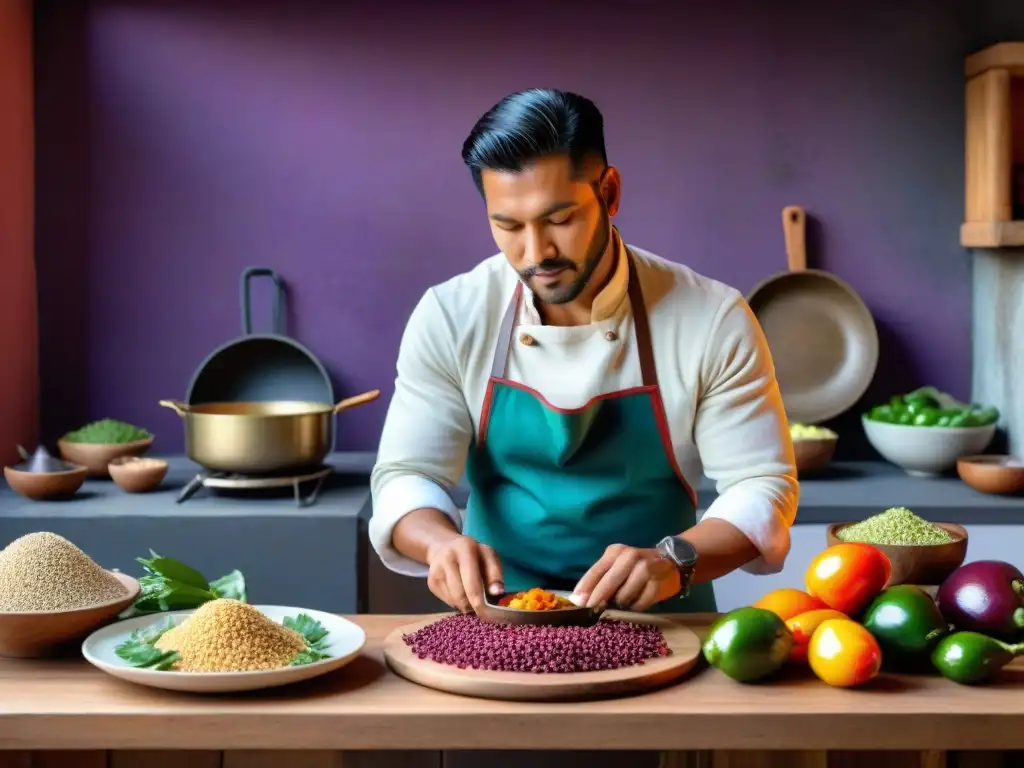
[948,411,970,427]
[913,408,940,426]
[867,405,894,423]
[904,393,940,410]
[968,406,1000,426]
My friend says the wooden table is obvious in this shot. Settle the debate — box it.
[0,614,1021,768]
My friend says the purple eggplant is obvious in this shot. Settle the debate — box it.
[937,560,1024,640]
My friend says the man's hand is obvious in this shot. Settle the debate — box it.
[572,544,681,612]
[425,535,504,613]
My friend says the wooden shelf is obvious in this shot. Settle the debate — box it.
[960,219,1024,247]
[966,42,1024,78]
[962,43,1024,248]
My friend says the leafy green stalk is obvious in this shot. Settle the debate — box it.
[285,614,333,666]
[120,551,247,618]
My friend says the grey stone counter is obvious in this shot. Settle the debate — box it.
[0,452,378,613]
[3,453,1021,618]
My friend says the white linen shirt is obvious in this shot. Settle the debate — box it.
[369,233,799,579]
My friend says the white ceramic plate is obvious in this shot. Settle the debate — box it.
[82,604,366,693]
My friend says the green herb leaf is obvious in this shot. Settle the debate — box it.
[136,553,209,590]
[289,649,331,666]
[284,614,330,651]
[128,616,176,645]
[115,618,180,669]
[209,569,247,602]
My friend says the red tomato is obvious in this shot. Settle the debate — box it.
[804,543,891,615]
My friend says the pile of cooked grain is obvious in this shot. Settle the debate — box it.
[154,598,307,672]
[0,532,128,612]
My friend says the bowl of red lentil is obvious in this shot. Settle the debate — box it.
[476,587,604,627]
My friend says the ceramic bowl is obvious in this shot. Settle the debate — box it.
[57,436,154,478]
[3,464,88,500]
[957,455,1024,495]
[476,589,604,627]
[792,435,838,474]
[861,417,996,477]
[826,522,968,586]
[108,456,168,493]
[0,572,139,658]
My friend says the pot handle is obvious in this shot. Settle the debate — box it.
[333,389,382,414]
[159,399,189,417]
[241,267,285,336]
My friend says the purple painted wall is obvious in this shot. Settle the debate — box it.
[31,0,1024,458]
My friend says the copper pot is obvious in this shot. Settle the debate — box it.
[159,390,380,474]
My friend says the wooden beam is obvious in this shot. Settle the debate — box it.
[965,68,1012,223]
[966,42,1024,79]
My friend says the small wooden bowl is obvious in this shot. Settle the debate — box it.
[793,436,837,474]
[3,464,88,500]
[57,436,154,478]
[0,572,139,658]
[957,455,1024,496]
[476,590,604,627]
[826,522,968,587]
[108,456,168,493]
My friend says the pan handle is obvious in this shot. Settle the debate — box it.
[781,206,807,273]
[333,389,382,414]
[241,267,285,336]
[158,399,189,417]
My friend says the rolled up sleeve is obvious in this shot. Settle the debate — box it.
[693,290,799,575]
[369,288,473,577]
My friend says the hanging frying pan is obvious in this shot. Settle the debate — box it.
[746,206,879,425]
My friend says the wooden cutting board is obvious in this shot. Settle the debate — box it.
[382,611,703,702]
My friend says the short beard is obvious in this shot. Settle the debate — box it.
[527,211,612,306]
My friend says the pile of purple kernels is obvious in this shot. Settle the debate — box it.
[403,614,670,673]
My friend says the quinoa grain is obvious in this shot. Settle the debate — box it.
[154,599,307,672]
[0,532,127,612]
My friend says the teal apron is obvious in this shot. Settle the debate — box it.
[463,253,716,613]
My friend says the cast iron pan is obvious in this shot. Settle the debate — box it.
[747,207,878,425]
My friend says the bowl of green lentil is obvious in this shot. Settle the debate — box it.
[57,419,154,478]
[826,507,967,587]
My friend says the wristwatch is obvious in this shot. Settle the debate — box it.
[655,535,699,599]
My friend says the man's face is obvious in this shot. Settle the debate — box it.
[481,155,618,305]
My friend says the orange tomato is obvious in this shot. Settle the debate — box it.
[785,608,847,662]
[751,588,827,621]
[804,543,891,615]
[807,618,882,687]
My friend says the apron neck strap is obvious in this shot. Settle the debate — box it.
[489,249,658,387]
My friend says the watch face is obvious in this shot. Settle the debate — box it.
[660,536,698,567]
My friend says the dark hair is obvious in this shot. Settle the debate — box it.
[461,88,608,194]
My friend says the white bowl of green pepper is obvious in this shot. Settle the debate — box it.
[863,388,998,477]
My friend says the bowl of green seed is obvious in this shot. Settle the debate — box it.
[827,506,967,586]
[57,419,154,478]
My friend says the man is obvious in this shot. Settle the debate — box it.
[369,88,798,615]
